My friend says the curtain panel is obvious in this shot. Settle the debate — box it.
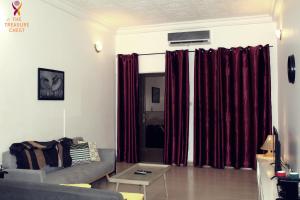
[194,45,272,169]
[117,53,139,163]
[164,50,190,166]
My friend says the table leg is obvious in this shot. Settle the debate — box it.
[115,183,119,192]
[143,185,147,200]
[163,173,168,197]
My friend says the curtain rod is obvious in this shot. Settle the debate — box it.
[137,45,274,56]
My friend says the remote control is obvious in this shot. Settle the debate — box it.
[134,171,147,175]
[137,169,152,173]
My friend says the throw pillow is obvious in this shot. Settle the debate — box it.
[78,141,101,162]
[70,142,91,165]
[72,137,84,144]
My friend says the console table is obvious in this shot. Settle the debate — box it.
[256,154,278,200]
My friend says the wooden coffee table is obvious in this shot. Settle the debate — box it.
[107,163,170,200]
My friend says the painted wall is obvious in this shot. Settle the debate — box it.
[273,0,300,170]
[0,0,116,163]
[145,76,165,112]
[116,16,278,162]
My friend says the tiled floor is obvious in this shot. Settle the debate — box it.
[94,162,258,200]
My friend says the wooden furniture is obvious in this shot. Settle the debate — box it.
[107,163,170,200]
[256,154,278,200]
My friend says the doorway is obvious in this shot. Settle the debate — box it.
[139,73,165,163]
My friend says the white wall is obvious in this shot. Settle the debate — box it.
[116,16,278,162]
[273,0,300,170]
[145,77,165,111]
[0,0,116,163]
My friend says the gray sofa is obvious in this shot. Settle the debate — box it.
[2,148,116,184]
[0,179,123,200]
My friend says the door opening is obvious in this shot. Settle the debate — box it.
[139,73,165,163]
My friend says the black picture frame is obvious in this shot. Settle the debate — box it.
[38,68,64,100]
[152,87,160,103]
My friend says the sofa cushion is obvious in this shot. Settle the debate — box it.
[2,151,17,169]
[43,165,61,174]
[44,161,113,184]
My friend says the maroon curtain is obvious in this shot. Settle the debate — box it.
[194,45,272,169]
[164,50,190,166]
[117,53,139,163]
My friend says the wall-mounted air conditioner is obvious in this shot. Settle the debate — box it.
[168,30,210,45]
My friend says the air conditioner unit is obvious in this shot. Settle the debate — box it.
[168,30,210,45]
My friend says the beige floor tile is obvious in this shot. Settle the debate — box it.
[93,162,258,200]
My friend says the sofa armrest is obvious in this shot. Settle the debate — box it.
[5,169,45,183]
[97,148,116,163]
[97,148,116,173]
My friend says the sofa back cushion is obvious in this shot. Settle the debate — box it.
[2,151,17,169]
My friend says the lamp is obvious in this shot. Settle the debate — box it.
[94,41,103,53]
[261,134,274,157]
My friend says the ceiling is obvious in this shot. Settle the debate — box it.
[60,0,275,28]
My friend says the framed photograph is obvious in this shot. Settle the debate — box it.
[38,68,64,100]
[152,87,160,103]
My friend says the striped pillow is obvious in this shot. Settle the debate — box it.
[70,142,91,165]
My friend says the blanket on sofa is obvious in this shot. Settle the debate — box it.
[10,138,73,170]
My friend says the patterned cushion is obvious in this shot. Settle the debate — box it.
[79,141,101,162]
[88,142,101,161]
[70,143,91,165]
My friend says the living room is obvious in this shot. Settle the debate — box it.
[0,0,299,199]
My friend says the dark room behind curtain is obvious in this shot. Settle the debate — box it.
[117,53,139,163]
[194,45,272,169]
